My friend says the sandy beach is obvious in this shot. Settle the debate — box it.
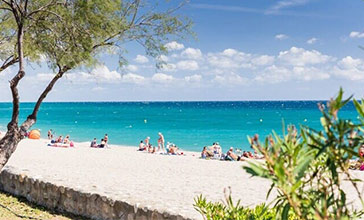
[1,137,364,219]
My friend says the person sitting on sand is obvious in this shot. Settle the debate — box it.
[168,145,179,155]
[99,139,106,148]
[201,146,208,159]
[148,144,156,153]
[138,141,146,151]
[226,147,244,161]
[56,136,63,143]
[63,135,70,144]
[104,134,108,144]
[247,151,254,159]
[90,138,97,148]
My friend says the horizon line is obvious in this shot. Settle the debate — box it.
[0,99,333,103]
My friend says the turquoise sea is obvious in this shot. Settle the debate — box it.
[0,102,359,152]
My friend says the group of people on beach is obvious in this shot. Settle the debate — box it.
[200,142,263,161]
[350,145,364,171]
[47,130,74,148]
[137,132,183,155]
[90,134,109,148]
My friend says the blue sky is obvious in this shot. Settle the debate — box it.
[1,0,364,101]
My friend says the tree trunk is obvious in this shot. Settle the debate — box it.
[0,126,21,171]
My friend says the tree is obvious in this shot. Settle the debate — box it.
[0,0,192,170]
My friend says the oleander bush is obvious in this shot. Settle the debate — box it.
[194,192,288,220]
[194,89,364,220]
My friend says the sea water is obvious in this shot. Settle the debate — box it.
[0,101,359,152]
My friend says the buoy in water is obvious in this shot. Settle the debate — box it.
[144,119,147,123]
[259,119,263,122]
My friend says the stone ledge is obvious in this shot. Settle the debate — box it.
[0,167,189,220]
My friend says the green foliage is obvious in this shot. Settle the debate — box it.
[194,194,279,220]
[244,88,364,220]
[0,0,193,72]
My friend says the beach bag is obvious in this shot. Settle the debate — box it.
[360,163,364,171]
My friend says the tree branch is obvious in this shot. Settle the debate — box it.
[0,56,18,73]
[19,65,70,134]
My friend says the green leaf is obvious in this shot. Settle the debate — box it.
[281,203,290,220]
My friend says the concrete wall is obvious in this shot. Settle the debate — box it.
[0,167,190,220]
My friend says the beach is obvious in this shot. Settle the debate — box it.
[1,138,274,219]
[0,137,364,219]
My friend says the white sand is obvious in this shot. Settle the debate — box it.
[3,138,364,219]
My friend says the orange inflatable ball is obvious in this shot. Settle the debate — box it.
[28,130,41,139]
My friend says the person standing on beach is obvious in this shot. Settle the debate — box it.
[104,134,108,145]
[145,137,150,146]
[47,129,53,140]
[158,132,165,152]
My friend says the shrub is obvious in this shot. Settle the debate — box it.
[194,89,364,220]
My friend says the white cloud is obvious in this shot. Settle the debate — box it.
[278,47,333,66]
[275,34,289,40]
[121,73,145,84]
[207,50,252,69]
[185,74,202,83]
[176,60,199,71]
[268,0,311,13]
[125,64,138,72]
[349,31,364,39]
[255,64,330,83]
[134,55,149,64]
[251,55,275,66]
[307,37,318,44]
[152,73,174,83]
[212,72,248,86]
[334,56,364,80]
[160,63,177,72]
[165,41,185,51]
[222,49,239,57]
[91,65,121,81]
[181,48,203,60]
[158,55,169,62]
[66,65,121,83]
